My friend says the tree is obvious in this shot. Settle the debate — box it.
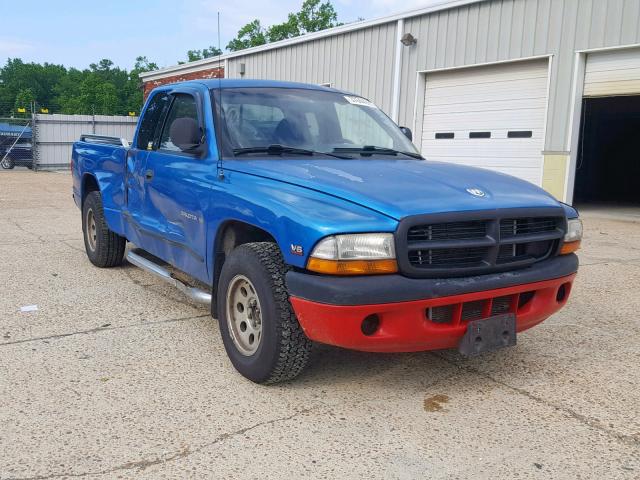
[14,88,35,113]
[0,55,155,116]
[186,46,223,62]
[266,14,300,42]
[0,58,66,115]
[296,0,340,34]
[227,19,268,51]
[95,82,119,115]
[125,56,159,114]
[227,0,341,52]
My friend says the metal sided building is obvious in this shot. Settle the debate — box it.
[140,0,640,204]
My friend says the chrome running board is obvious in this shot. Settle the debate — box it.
[126,249,211,305]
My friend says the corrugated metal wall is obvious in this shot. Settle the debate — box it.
[400,0,640,151]
[227,22,398,114]
[33,114,138,169]
[227,0,640,152]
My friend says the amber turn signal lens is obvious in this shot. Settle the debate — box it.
[307,258,398,275]
[560,240,581,255]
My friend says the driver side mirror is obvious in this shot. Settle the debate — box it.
[169,117,206,155]
[399,126,412,142]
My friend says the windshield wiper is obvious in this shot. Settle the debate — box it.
[233,144,352,159]
[333,145,423,159]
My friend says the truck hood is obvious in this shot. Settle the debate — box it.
[224,158,562,220]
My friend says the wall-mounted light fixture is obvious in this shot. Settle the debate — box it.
[239,63,246,75]
[400,33,417,46]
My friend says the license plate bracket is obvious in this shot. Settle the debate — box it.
[458,313,516,357]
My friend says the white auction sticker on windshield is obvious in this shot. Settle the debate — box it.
[344,95,377,108]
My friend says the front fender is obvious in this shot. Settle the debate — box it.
[206,170,398,272]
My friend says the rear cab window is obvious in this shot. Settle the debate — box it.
[136,92,171,150]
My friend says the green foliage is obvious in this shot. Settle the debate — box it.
[0,55,159,116]
[14,88,35,112]
[228,0,341,51]
[296,0,340,34]
[187,46,223,62]
[226,20,268,51]
[266,14,301,42]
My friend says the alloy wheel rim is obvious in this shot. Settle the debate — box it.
[226,274,262,356]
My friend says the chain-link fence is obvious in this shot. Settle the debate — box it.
[0,117,33,170]
[0,100,141,118]
[0,101,138,171]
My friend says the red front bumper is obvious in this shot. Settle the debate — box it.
[290,274,575,352]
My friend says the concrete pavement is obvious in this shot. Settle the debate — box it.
[0,170,638,479]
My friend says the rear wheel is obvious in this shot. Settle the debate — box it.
[217,242,312,384]
[82,191,126,267]
[0,156,15,169]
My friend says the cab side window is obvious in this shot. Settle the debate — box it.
[159,94,200,152]
[137,92,171,150]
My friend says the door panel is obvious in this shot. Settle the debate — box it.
[140,90,213,282]
[125,91,172,249]
[143,151,212,278]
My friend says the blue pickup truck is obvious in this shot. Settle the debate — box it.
[72,80,581,384]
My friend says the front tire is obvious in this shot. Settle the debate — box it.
[82,191,126,267]
[217,242,311,384]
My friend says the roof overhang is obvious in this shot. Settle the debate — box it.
[139,0,485,81]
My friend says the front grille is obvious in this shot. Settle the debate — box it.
[398,209,565,278]
[424,293,527,325]
[497,239,555,263]
[427,305,455,324]
[461,300,485,321]
[491,296,513,315]
[408,221,486,242]
[500,217,558,238]
[409,247,487,268]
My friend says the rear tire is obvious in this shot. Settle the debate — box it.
[1,157,15,169]
[82,191,126,267]
[217,242,312,384]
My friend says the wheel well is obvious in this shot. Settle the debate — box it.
[212,221,278,314]
[81,174,100,205]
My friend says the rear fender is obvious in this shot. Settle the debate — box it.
[74,143,128,236]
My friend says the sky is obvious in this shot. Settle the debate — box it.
[0,0,441,71]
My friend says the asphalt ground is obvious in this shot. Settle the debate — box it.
[1,170,639,479]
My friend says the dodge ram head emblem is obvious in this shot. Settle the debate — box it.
[466,188,486,197]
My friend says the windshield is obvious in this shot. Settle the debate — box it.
[213,87,419,157]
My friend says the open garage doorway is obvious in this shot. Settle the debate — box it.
[573,95,640,204]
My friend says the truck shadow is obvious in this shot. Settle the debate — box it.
[295,341,518,389]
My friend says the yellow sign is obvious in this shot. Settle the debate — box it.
[128,111,136,116]
[40,108,49,114]
[17,107,26,113]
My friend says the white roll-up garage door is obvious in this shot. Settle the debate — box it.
[420,59,549,186]
[584,48,640,97]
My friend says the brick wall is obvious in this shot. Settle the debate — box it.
[142,66,225,99]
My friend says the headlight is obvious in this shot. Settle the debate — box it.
[307,233,397,275]
[560,218,582,254]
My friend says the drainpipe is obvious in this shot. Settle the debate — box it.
[391,18,404,123]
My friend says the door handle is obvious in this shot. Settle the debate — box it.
[144,169,154,181]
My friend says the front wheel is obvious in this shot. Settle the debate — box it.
[217,242,312,384]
